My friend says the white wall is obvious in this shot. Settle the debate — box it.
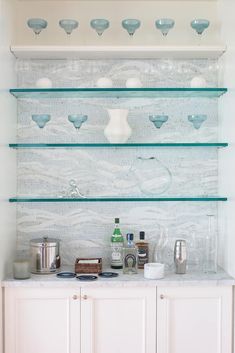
[0,0,17,352]
[13,0,220,46]
[217,0,235,278]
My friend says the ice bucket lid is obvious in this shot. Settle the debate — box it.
[30,237,60,247]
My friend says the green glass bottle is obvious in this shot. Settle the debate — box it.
[110,218,124,269]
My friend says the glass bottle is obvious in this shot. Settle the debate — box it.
[203,214,217,273]
[154,226,174,271]
[110,218,124,269]
[123,233,138,274]
[135,231,149,269]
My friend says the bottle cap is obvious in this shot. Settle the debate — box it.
[139,231,145,240]
[126,233,134,241]
[115,218,120,224]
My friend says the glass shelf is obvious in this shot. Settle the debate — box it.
[9,143,228,149]
[10,87,227,99]
[9,197,228,203]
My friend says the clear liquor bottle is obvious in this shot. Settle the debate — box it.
[203,214,217,273]
[123,233,138,274]
[110,218,124,269]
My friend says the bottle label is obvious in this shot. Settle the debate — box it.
[111,244,123,266]
[112,251,121,261]
[138,248,149,268]
[124,254,137,269]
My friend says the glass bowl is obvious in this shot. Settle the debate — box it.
[191,19,210,35]
[32,114,51,128]
[155,18,175,36]
[27,18,48,35]
[59,19,79,35]
[90,19,110,36]
[188,115,207,129]
[122,19,141,36]
[149,115,169,129]
[68,115,88,129]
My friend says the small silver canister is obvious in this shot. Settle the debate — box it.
[174,239,187,274]
[30,237,61,274]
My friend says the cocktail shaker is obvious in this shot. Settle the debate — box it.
[174,240,187,274]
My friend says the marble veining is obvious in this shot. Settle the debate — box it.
[15,59,221,272]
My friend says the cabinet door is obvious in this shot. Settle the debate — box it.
[5,288,81,353]
[81,287,156,353]
[157,286,232,353]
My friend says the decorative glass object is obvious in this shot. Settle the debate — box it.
[188,115,207,129]
[149,115,168,129]
[90,19,110,36]
[27,18,48,35]
[59,19,79,35]
[191,19,210,35]
[203,214,217,273]
[68,114,88,129]
[32,114,51,128]
[122,19,141,36]
[129,156,172,196]
[68,179,86,198]
[155,18,175,36]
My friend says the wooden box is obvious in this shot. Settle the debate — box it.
[75,258,102,274]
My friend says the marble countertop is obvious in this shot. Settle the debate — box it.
[2,267,235,288]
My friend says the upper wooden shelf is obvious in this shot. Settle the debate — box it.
[11,45,226,60]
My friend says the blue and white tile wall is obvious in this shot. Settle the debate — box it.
[16,59,220,270]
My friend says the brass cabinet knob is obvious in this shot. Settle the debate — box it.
[73,295,78,300]
[83,295,88,300]
[160,294,164,300]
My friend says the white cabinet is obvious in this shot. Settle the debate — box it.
[157,286,232,353]
[5,285,233,353]
[4,288,81,353]
[80,287,156,353]
[4,286,156,353]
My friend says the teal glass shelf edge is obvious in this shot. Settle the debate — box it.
[9,143,228,149]
[9,197,228,203]
[9,87,228,99]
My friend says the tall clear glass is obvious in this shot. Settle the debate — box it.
[203,214,217,273]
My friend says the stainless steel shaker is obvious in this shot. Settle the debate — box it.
[174,240,187,274]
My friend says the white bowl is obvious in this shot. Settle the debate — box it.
[125,77,143,88]
[36,77,52,88]
[190,76,207,88]
[144,263,165,279]
[96,77,113,88]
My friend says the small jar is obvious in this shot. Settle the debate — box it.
[13,260,31,280]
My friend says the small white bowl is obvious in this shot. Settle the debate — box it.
[125,77,143,88]
[96,77,113,88]
[190,76,207,88]
[144,263,165,279]
[36,77,52,88]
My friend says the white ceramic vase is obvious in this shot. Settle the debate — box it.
[104,109,132,143]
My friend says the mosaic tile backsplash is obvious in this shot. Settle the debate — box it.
[16,59,220,269]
